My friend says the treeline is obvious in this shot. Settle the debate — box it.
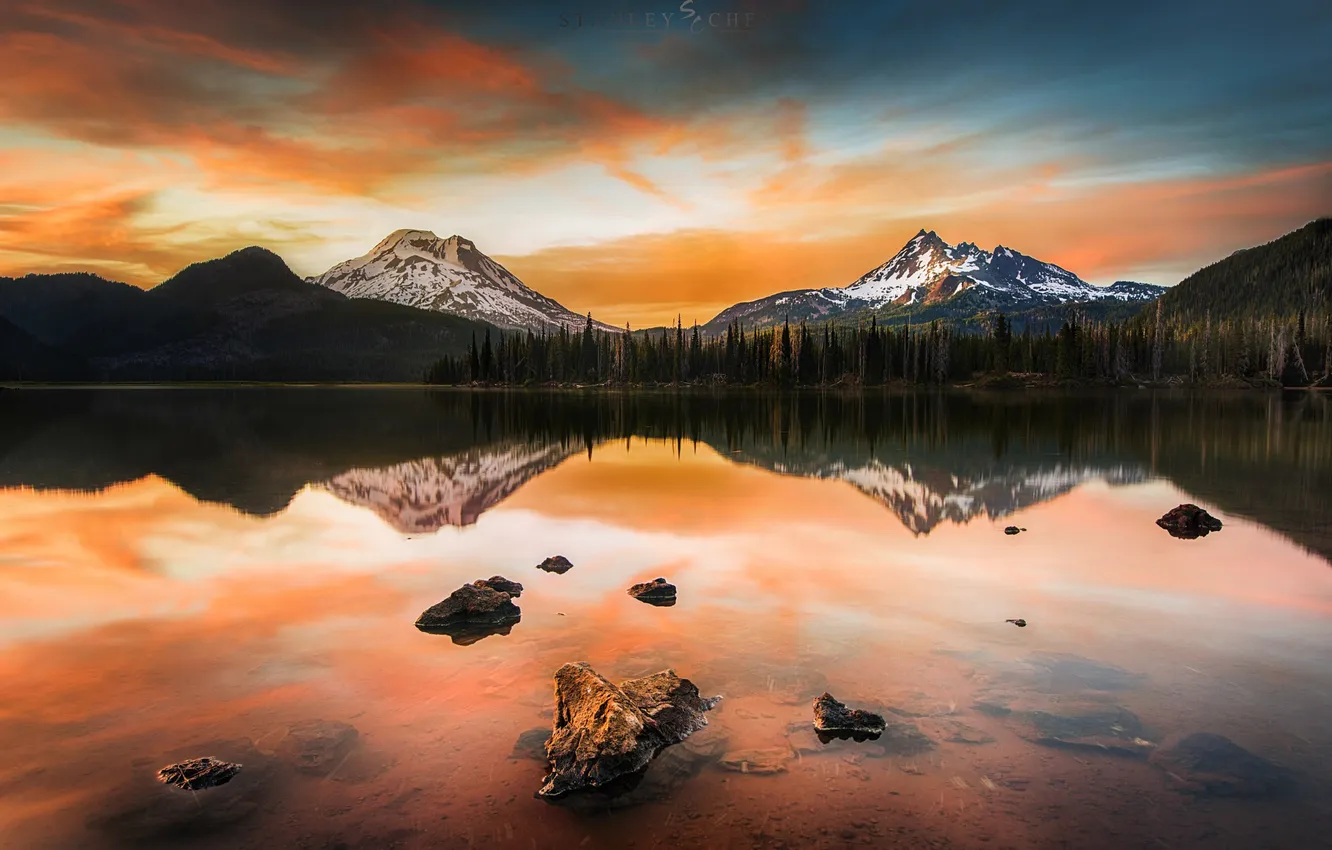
[1155,218,1331,321]
[426,308,1332,388]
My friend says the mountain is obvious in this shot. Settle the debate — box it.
[317,441,579,532]
[310,229,616,332]
[704,229,1166,333]
[0,248,494,382]
[1151,218,1332,320]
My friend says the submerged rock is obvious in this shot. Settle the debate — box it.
[473,576,523,597]
[511,727,552,762]
[719,748,792,775]
[813,693,887,737]
[1014,706,1156,758]
[627,577,677,606]
[415,583,520,641]
[278,720,359,776]
[536,555,574,574]
[538,662,719,799]
[1005,618,1027,627]
[1151,732,1291,797]
[155,757,241,790]
[1156,504,1223,539]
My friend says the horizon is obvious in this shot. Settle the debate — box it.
[1,0,1329,327]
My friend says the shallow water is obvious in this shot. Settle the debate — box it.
[2,388,1331,850]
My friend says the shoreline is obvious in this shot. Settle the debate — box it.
[1,376,1325,392]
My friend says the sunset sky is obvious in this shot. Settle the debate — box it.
[1,0,1329,326]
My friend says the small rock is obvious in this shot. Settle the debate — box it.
[415,583,520,643]
[537,555,574,574]
[628,577,677,606]
[473,576,523,597]
[1156,504,1223,539]
[1003,526,1025,535]
[813,693,886,737]
[1005,618,1027,627]
[1150,732,1291,797]
[155,757,241,790]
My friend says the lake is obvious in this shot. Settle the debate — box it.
[1,387,1331,850]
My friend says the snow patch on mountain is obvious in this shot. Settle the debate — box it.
[316,441,577,532]
[309,230,616,332]
[705,229,1166,331]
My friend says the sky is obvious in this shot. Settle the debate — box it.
[0,0,1329,327]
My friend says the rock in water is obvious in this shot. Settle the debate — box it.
[1156,504,1223,539]
[156,757,242,790]
[538,662,720,799]
[1006,618,1027,627]
[537,555,574,574]
[1151,732,1290,797]
[813,693,887,738]
[415,583,520,643]
[473,576,523,597]
[278,720,359,776]
[627,577,677,605]
[1004,526,1022,535]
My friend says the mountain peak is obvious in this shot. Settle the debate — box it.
[310,231,614,332]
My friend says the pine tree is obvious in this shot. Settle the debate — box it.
[1151,300,1164,381]
[468,332,480,383]
[480,328,493,382]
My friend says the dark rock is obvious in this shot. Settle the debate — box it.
[1004,526,1026,535]
[415,583,520,640]
[155,757,241,790]
[1151,733,1291,797]
[278,720,359,776]
[628,577,677,605]
[813,693,887,737]
[538,662,720,799]
[537,555,574,574]
[473,576,523,597]
[90,741,273,844]
[511,727,551,761]
[1005,618,1027,627]
[1156,504,1223,539]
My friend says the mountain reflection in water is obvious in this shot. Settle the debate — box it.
[1,388,1329,557]
[1,388,1332,850]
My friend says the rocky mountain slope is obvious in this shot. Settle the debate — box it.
[310,230,615,332]
[704,229,1166,332]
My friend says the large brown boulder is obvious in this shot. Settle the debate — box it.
[538,662,719,799]
[1156,504,1223,539]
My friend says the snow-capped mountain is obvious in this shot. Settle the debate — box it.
[316,440,578,533]
[723,450,1148,535]
[309,230,615,332]
[704,229,1166,332]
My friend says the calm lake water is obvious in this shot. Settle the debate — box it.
[2,388,1332,850]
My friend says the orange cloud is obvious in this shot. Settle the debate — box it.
[505,158,1332,326]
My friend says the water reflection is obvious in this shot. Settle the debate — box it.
[2,388,1330,559]
[0,388,1331,850]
